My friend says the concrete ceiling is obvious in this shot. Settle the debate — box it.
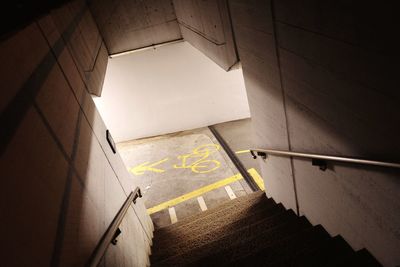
[88,0,182,54]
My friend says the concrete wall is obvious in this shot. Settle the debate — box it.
[0,1,153,266]
[94,41,250,143]
[50,0,108,96]
[173,0,238,71]
[229,0,297,213]
[229,0,400,266]
[88,0,182,55]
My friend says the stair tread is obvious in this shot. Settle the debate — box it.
[214,224,330,267]
[152,210,309,266]
[154,191,270,238]
[294,235,355,267]
[322,246,381,267]
[150,192,381,267]
[155,191,267,231]
[152,200,283,251]
[346,249,382,267]
[151,203,286,261]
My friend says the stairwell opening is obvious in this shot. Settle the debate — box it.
[92,40,263,229]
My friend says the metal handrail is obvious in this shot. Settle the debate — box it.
[87,187,142,267]
[250,149,400,169]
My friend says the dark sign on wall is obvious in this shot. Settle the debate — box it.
[106,130,116,154]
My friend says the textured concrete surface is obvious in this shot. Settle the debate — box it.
[229,1,400,266]
[230,0,297,213]
[151,192,381,267]
[0,2,152,265]
[89,0,182,54]
[3,1,398,266]
[173,0,237,70]
[151,192,380,267]
[50,1,108,96]
[117,127,251,228]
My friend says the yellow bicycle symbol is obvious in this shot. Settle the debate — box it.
[174,144,221,174]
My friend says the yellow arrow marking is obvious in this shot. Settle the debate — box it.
[129,158,169,175]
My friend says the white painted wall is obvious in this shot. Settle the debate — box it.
[93,41,250,142]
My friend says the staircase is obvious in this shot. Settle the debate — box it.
[150,191,382,266]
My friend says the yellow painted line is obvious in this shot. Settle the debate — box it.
[235,149,250,154]
[147,172,243,214]
[248,168,265,191]
[147,168,265,214]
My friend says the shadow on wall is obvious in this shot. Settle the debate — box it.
[242,56,400,161]
[244,53,400,267]
[231,1,400,265]
[0,1,152,266]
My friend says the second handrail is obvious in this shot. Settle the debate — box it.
[250,148,400,169]
[87,187,142,267]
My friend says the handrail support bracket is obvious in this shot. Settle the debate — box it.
[250,150,267,160]
[133,188,142,204]
[111,228,122,245]
[312,159,327,171]
[257,151,267,160]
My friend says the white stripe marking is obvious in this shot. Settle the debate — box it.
[225,185,237,200]
[197,196,208,211]
[168,207,178,224]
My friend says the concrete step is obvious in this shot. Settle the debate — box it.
[150,190,381,266]
[192,216,317,266]
[227,224,331,267]
[152,210,307,266]
[154,191,269,238]
[151,203,286,262]
[152,196,281,250]
[321,244,382,267]
[346,249,382,267]
[295,235,355,267]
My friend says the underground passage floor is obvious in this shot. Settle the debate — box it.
[117,120,264,228]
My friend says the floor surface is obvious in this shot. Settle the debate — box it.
[212,118,262,176]
[117,126,254,228]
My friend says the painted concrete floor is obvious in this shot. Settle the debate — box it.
[117,127,253,228]
[212,118,262,176]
